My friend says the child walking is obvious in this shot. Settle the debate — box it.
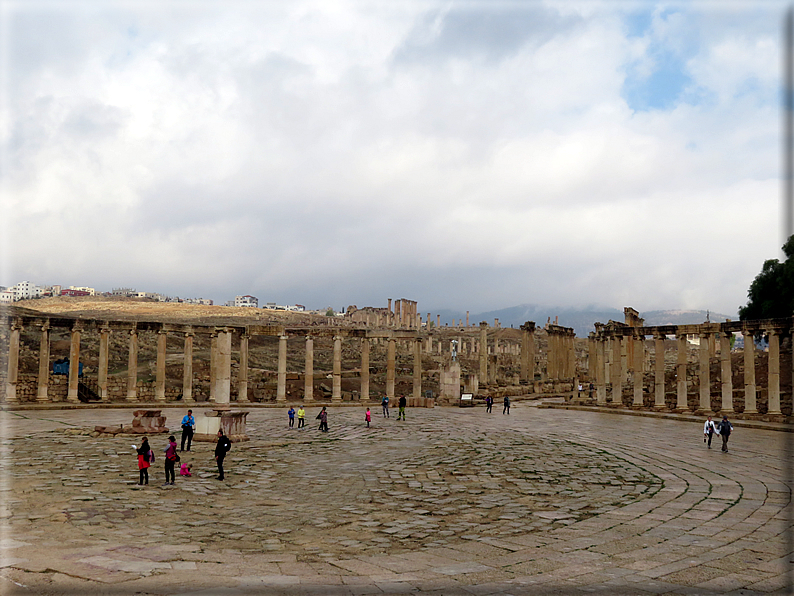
[288,407,295,428]
[365,407,371,428]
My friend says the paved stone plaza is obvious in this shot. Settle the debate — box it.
[0,404,790,595]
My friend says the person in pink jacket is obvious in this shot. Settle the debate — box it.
[365,408,371,428]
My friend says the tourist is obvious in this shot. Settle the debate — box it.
[180,409,195,452]
[719,416,733,452]
[215,429,232,480]
[588,382,595,399]
[288,406,295,428]
[365,407,371,428]
[486,395,493,413]
[703,416,718,449]
[297,406,306,428]
[136,437,152,485]
[163,435,178,486]
[503,395,510,415]
[317,406,328,432]
[180,462,192,477]
[382,395,390,418]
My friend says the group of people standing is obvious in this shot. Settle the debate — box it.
[484,395,511,414]
[135,409,232,486]
[703,415,734,452]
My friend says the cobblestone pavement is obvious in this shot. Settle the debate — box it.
[0,404,791,595]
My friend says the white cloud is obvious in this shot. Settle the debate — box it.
[0,0,786,316]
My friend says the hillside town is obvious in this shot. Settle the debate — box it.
[0,280,306,312]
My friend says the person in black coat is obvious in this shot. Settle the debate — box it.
[214,429,232,480]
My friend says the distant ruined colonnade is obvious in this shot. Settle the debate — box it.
[2,305,790,419]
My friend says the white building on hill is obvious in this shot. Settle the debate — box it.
[235,295,258,307]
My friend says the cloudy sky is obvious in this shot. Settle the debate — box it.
[0,0,787,315]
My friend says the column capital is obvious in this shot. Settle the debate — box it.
[39,320,51,332]
[741,329,754,337]
[652,331,666,340]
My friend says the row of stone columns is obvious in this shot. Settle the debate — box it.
[592,325,784,415]
[4,319,430,405]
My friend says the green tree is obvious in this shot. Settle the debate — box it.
[739,235,794,320]
[325,308,335,317]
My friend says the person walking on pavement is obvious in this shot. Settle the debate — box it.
[719,415,733,452]
[486,395,493,413]
[297,406,305,428]
[215,429,232,480]
[317,406,328,432]
[163,435,178,486]
[136,437,152,485]
[382,395,390,418]
[365,407,371,428]
[503,396,510,415]
[398,395,407,420]
[180,409,195,452]
[288,406,295,428]
[703,416,718,449]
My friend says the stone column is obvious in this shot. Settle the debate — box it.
[332,335,342,403]
[611,334,622,404]
[596,337,607,404]
[304,336,314,401]
[97,325,109,400]
[698,332,710,412]
[277,334,288,403]
[155,330,167,402]
[479,322,488,384]
[653,333,665,408]
[36,322,51,403]
[520,322,535,383]
[237,333,249,402]
[413,337,422,400]
[123,328,138,400]
[5,320,21,403]
[632,332,644,407]
[360,337,369,401]
[209,332,217,402]
[215,329,232,405]
[67,324,82,403]
[182,331,194,403]
[675,332,688,411]
[743,330,757,413]
[436,314,440,328]
[719,331,733,413]
[767,330,781,415]
[587,333,596,383]
[386,338,396,401]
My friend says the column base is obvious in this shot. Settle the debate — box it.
[743,409,758,414]
[125,395,138,402]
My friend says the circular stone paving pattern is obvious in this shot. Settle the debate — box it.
[5,412,662,562]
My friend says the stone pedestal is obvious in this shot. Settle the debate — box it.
[115,410,169,434]
[440,362,461,403]
[194,409,250,443]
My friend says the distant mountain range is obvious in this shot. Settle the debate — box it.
[433,305,737,337]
